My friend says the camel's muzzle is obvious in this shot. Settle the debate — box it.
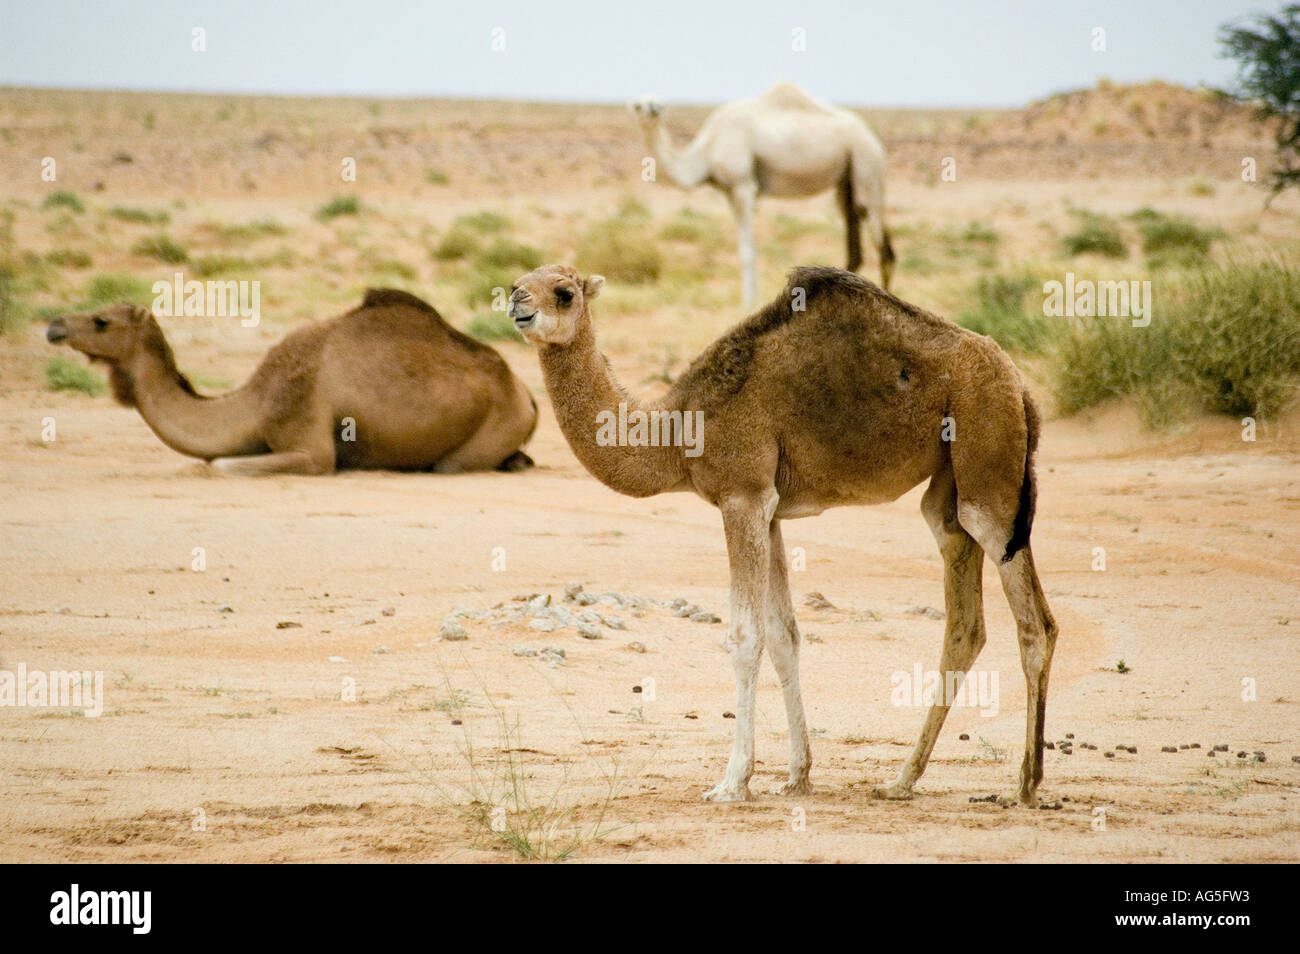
[46,320,68,343]
[507,298,536,328]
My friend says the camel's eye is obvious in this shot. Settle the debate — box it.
[93,316,109,331]
[555,287,574,306]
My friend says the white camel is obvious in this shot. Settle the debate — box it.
[633,81,895,304]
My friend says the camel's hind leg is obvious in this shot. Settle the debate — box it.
[875,465,987,800]
[957,503,1057,806]
[207,451,333,476]
[765,521,812,796]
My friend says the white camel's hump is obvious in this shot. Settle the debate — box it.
[755,80,837,114]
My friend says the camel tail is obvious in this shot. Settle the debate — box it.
[1003,390,1040,563]
[839,163,863,273]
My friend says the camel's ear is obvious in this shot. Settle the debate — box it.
[130,305,151,322]
[583,274,605,301]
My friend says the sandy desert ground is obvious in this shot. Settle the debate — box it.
[0,86,1298,862]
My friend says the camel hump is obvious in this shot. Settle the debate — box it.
[784,266,947,329]
[360,288,440,314]
[760,81,830,113]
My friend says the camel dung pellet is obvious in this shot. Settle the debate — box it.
[1215,744,1229,752]
[1237,751,1247,759]
[1105,751,1115,758]
[632,685,643,693]
[1189,742,1201,749]
[684,712,698,719]
[1044,741,1054,749]
[1253,752,1266,762]
[723,711,735,719]
[1065,733,1075,739]
[959,733,970,741]
[275,621,301,629]
[1161,746,1178,753]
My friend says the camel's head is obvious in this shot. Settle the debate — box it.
[631,94,664,122]
[508,265,604,346]
[46,303,150,363]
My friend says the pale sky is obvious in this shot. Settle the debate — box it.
[0,0,1281,107]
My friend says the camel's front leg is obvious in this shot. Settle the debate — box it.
[729,183,759,306]
[704,493,773,802]
[206,451,333,476]
[766,521,811,795]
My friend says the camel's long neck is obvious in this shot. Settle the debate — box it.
[538,318,689,498]
[646,120,710,189]
[120,322,267,461]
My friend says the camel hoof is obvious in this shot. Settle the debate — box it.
[496,450,534,473]
[771,778,812,796]
[179,461,218,478]
[872,781,914,801]
[702,783,752,803]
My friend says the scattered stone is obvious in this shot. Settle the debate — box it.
[689,611,721,624]
[529,618,560,632]
[674,603,701,618]
[539,647,566,666]
[670,598,688,610]
[542,647,566,659]
[803,592,835,611]
[488,620,511,631]
[373,645,389,655]
[959,733,970,741]
[626,641,647,653]
[723,711,735,719]
[218,605,234,613]
[327,655,347,663]
[1253,751,1266,763]
[513,646,537,657]
[356,618,376,626]
[574,592,598,606]
[276,621,301,630]
[450,719,462,726]
[439,620,468,641]
[684,712,698,719]
[1038,800,1063,810]
[381,606,396,617]
[563,582,584,601]
[528,594,551,611]
[906,605,946,620]
[1161,746,1178,753]
[850,609,884,622]
[603,615,628,630]
[597,592,624,606]
[577,625,603,640]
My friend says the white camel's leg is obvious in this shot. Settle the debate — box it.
[858,176,894,291]
[704,491,775,802]
[765,521,812,795]
[205,451,333,476]
[958,503,1057,806]
[729,183,759,306]
[876,468,987,800]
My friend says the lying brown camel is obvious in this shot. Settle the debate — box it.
[509,264,1057,805]
[46,288,537,475]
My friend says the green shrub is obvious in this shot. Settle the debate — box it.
[1053,261,1300,424]
[46,248,92,269]
[957,273,1055,353]
[464,269,516,309]
[475,238,542,271]
[190,254,259,277]
[433,226,480,261]
[84,272,153,305]
[1062,216,1127,258]
[425,169,450,185]
[465,311,523,342]
[45,356,105,396]
[1138,215,1218,262]
[108,206,170,225]
[315,195,361,221]
[131,234,188,264]
[42,191,84,213]
[576,220,663,284]
[453,211,509,234]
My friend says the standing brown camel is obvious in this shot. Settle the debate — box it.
[509,264,1057,804]
[46,288,538,475]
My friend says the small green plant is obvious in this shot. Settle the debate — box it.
[190,254,260,277]
[131,234,188,264]
[475,238,543,272]
[1115,660,1131,673]
[315,195,362,221]
[45,356,105,396]
[425,169,450,185]
[978,736,1008,763]
[1062,213,1127,258]
[577,220,663,284]
[45,248,92,269]
[1138,214,1218,264]
[108,206,170,225]
[84,272,153,305]
[452,210,509,234]
[433,226,480,261]
[465,311,522,342]
[42,191,84,213]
